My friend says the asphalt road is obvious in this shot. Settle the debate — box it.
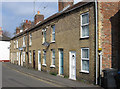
[2,64,57,87]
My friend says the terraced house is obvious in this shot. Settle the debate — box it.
[10,0,120,84]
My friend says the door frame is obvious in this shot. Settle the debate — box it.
[38,50,41,71]
[59,49,63,75]
[33,50,35,69]
[21,51,23,66]
[69,51,76,80]
[18,52,20,66]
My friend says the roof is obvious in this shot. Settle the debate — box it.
[0,35,11,41]
[11,0,94,40]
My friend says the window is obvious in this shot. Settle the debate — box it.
[42,50,46,66]
[17,52,18,61]
[51,49,55,67]
[14,41,15,49]
[81,48,89,73]
[23,36,25,46]
[42,29,46,43]
[29,51,32,64]
[23,52,25,62]
[29,33,32,46]
[16,39,18,48]
[81,12,89,38]
[51,25,55,42]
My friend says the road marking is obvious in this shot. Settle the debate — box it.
[3,64,64,87]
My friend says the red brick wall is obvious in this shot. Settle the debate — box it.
[98,2,119,69]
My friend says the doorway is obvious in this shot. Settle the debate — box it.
[38,50,41,71]
[33,50,35,69]
[69,51,76,80]
[59,49,64,75]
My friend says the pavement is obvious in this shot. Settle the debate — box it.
[2,62,103,88]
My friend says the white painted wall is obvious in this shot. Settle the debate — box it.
[0,41,10,61]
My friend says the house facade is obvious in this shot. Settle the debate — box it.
[10,0,120,84]
[0,27,10,62]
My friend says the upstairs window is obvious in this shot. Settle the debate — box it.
[16,39,18,48]
[81,12,89,38]
[14,41,15,49]
[51,25,55,42]
[29,33,32,46]
[23,36,25,46]
[42,29,46,43]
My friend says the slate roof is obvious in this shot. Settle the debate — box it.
[11,0,94,40]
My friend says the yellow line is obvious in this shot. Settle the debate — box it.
[3,64,63,87]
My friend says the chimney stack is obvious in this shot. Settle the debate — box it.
[23,20,32,31]
[34,11,44,25]
[58,0,74,11]
[0,27,3,37]
[16,27,20,34]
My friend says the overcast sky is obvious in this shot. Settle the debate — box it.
[0,0,81,37]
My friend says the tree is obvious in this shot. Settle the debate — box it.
[3,30,12,38]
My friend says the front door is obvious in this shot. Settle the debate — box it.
[18,52,20,65]
[38,50,41,71]
[59,49,64,75]
[21,52,23,66]
[33,50,35,69]
[69,51,76,80]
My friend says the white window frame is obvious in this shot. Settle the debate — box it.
[29,33,32,46]
[14,41,15,49]
[42,29,46,44]
[23,52,25,62]
[81,48,89,73]
[50,49,55,67]
[16,39,18,48]
[42,50,46,66]
[51,25,55,42]
[29,51,32,64]
[23,36,25,46]
[81,12,89,38]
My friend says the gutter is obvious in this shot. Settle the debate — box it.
[95,0,98,85]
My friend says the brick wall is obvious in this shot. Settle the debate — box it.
[98,2,119,69]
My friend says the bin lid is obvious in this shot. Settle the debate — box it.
[118,71,120,74]
[103,68,117,73]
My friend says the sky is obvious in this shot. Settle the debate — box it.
[0,0,81,37]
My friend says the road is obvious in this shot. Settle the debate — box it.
[2,64,58,87]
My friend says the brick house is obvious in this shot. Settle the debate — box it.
[10,0,120,84]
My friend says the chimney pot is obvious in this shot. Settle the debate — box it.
[37,11,40,14]
[26,20,28,23]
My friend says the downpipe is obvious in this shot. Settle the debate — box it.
[95,0,98,85]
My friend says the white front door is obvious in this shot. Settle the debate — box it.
[21,52,23,66]
[38,50,41,71]
[69,51,76,80]
[18,52,20,65]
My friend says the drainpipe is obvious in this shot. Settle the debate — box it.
[95,0,98,85]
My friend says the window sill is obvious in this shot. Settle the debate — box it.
[50,41,55,43]
[80,70,89,74]
[42,64,47,67]
[80,37,89,40]
[50,65,55,68]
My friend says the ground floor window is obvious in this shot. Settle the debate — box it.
[51,49,55,67]
[81,48,89,73]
